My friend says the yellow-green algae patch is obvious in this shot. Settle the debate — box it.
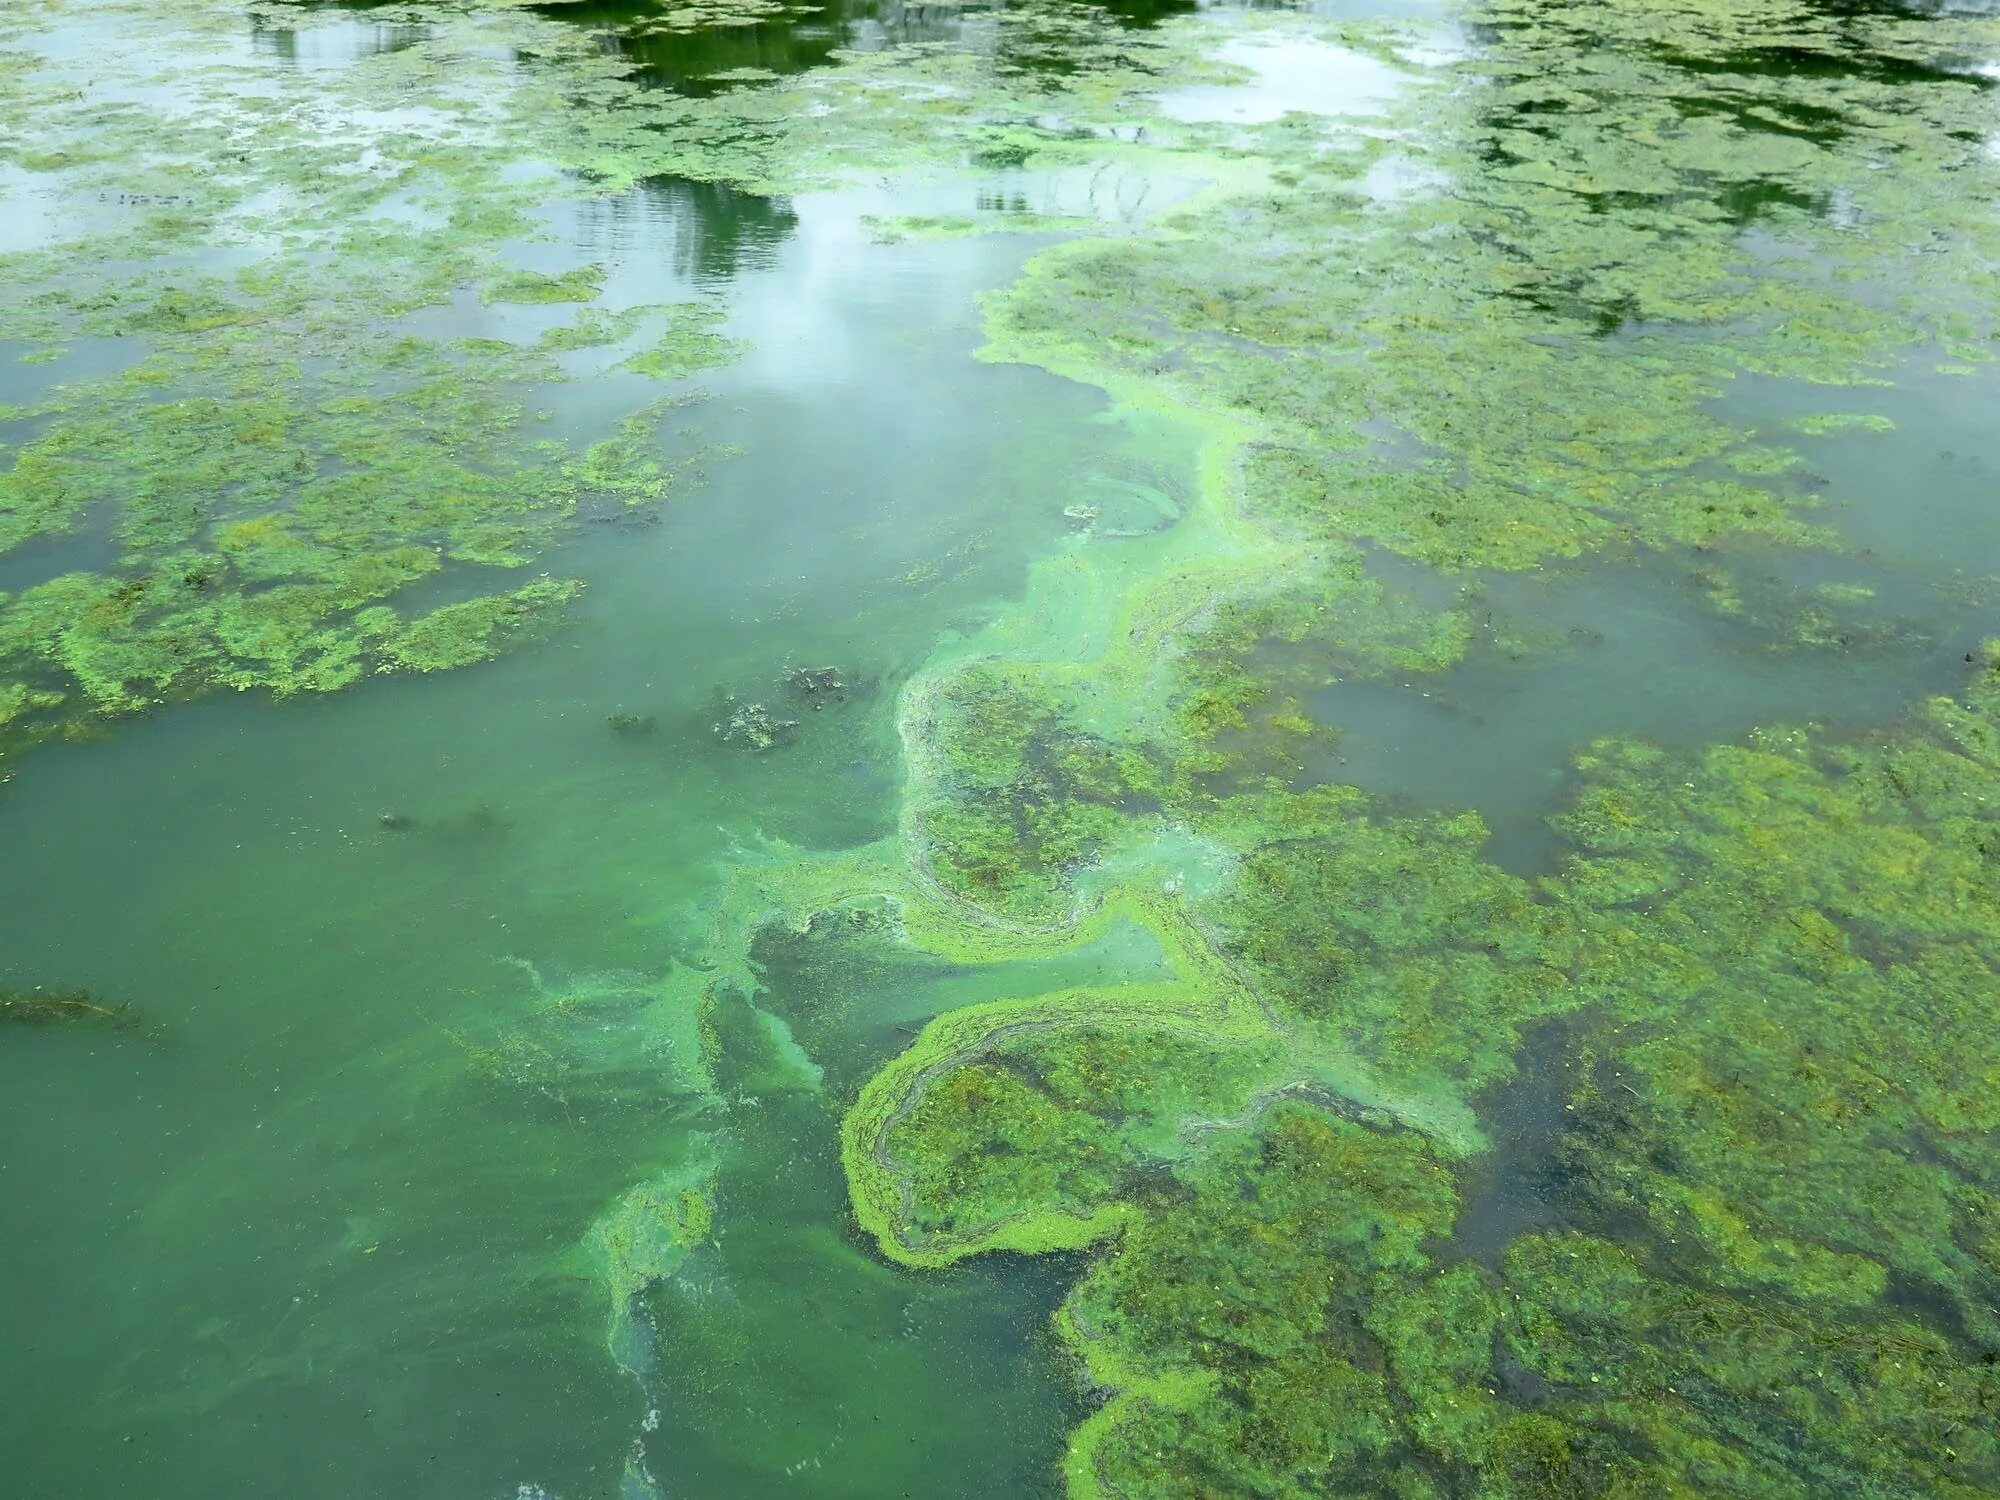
[0,59,738,757]
[0,311,702,733]
[588,1144,721,1379]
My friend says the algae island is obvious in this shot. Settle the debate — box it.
[3,0,2000,1496]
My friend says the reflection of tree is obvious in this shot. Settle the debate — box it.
[329,0,1194,92]
[524,0,1193,280]
[532,0,850,93]
[249,13,432,67]
[574,176,800,283]
[975,0,1200,82]
[530,0,1194,92]
[247,14,299,66]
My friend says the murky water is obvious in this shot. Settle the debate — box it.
[4,0,1998,1495]
[0,164,1112,1498]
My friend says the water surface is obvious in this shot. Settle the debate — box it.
[4,0,1999,1495]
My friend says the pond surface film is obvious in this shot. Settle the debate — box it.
[4,0,2000,1497]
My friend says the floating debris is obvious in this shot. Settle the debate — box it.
[606,712,658,736]
[715,697,797,751]
[1,987,139,1029]
[786,664,844,697]
[784,664,848,710]
[377,812,418,832]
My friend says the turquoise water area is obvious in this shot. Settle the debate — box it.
[0,196,1144,1496]
[0,25,1154,1480]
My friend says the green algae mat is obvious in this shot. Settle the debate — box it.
[5,0,2000,1494]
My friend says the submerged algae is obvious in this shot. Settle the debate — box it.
[589,1145,720,1379]
[0,986,139,1028]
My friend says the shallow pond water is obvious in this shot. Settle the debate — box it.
[5,0,1999,1496]
[0,144,1134,1496]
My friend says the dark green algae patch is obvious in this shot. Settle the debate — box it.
[861,650,2000,1494]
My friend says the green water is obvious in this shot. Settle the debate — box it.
[0,179,1126,1493]
[6,0,2000,1495]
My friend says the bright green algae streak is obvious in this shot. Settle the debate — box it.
[6,0,2000,1496]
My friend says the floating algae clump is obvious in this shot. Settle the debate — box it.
[1053,1117,2000,1498]
[1214,793,1572,1100]
[914,661,1173,926]
[880,1025,1293,1254]
[617,303,745,380]
[0,315,685,745]
[849,646,2000,1496]
[481,265,607,305]
[825,0,2000,1488]
[372,579,584,674]
[1169,557,1472,778]
[981,0,2000,576]
[0,5,774,765]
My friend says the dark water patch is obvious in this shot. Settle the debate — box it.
[1722,358,2000,581]
[0,335,149,410]
[1445,1018,1591,1265]
[1658,42,1991,91]
[1305,543,1988,873]
[0,521,124,595]
[630,988,1080,1499]
[749,902,1172,1099]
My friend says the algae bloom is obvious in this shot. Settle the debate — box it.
[4,0,2000,1496]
